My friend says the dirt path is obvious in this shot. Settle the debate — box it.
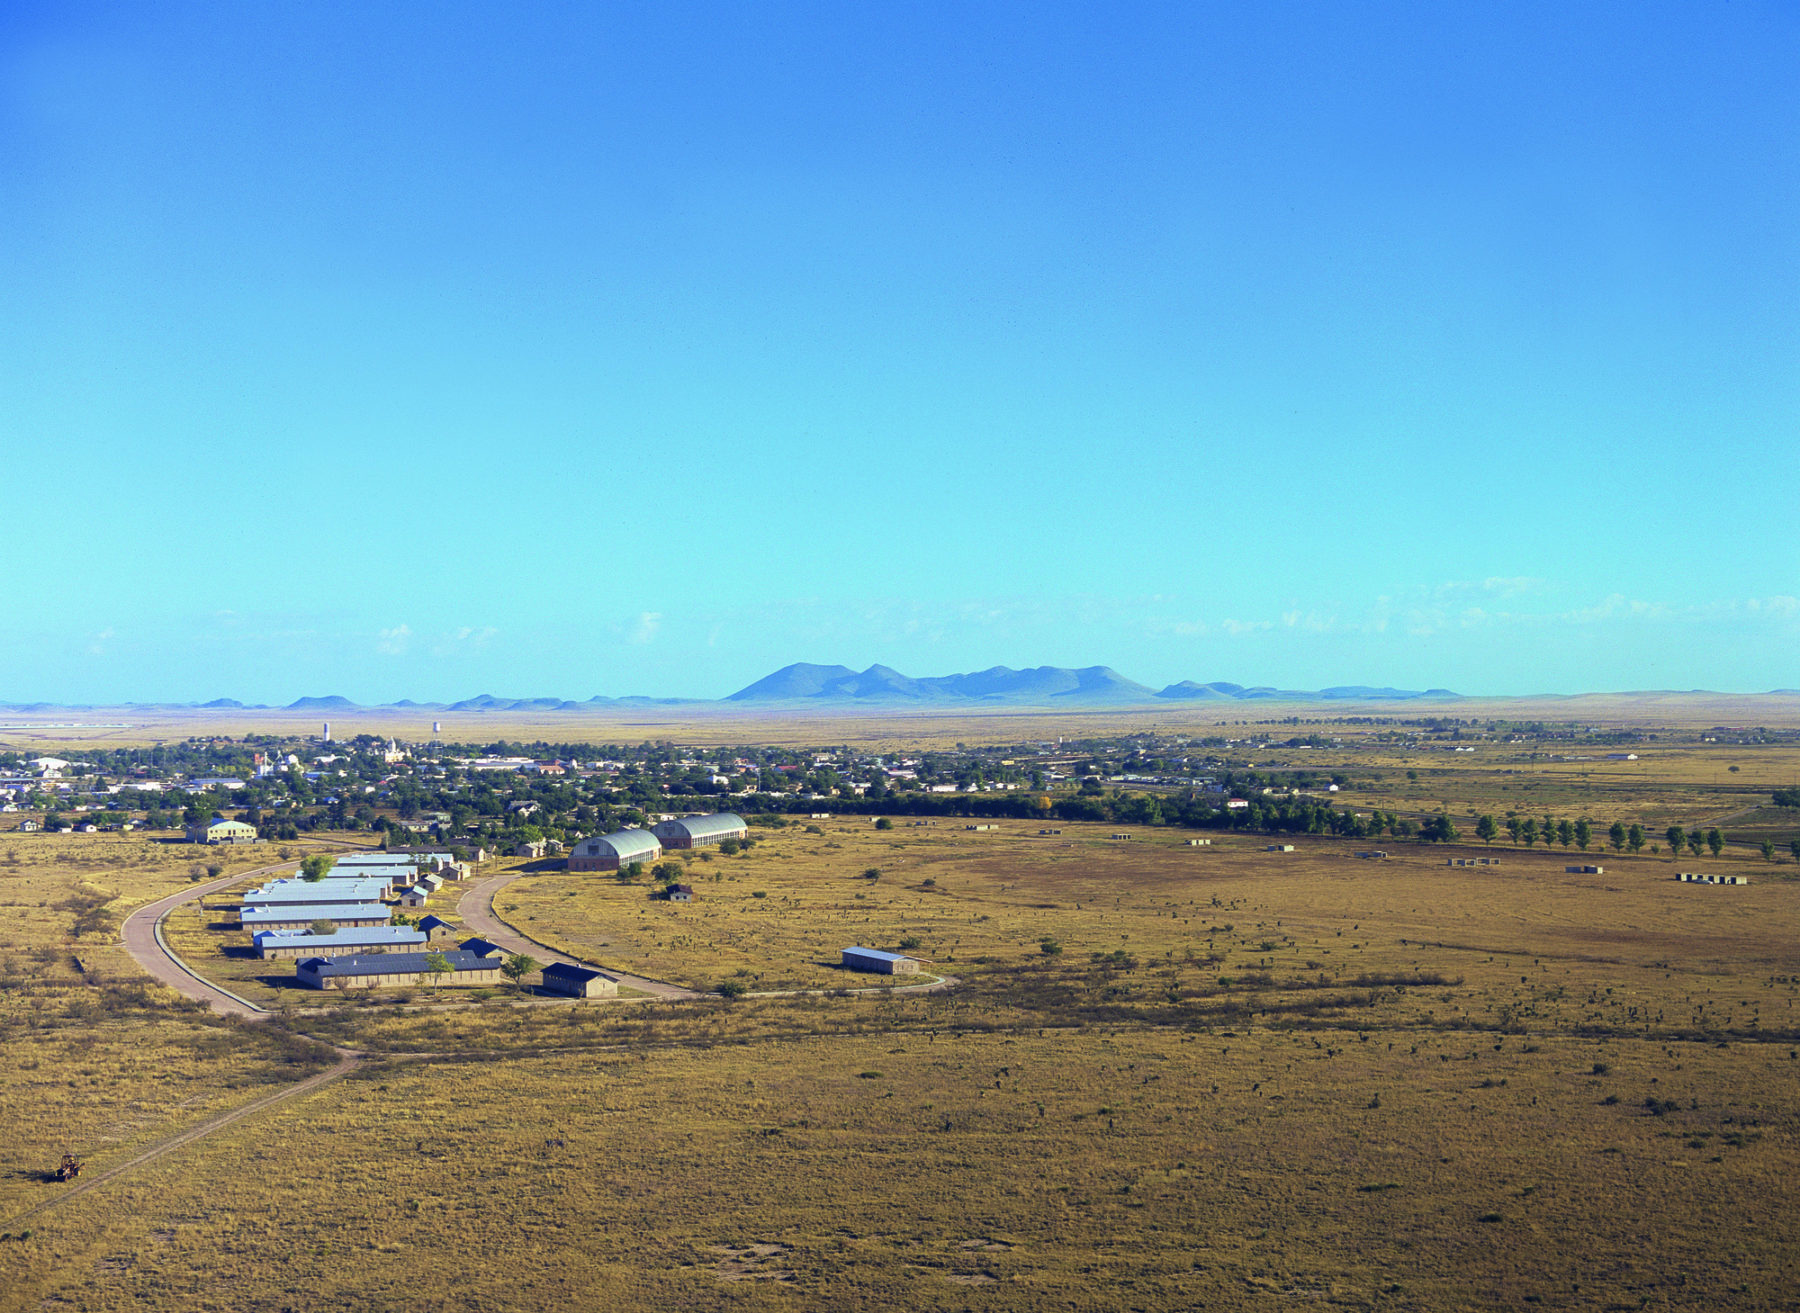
[1,1048,360,1230]
[458,871,702,999]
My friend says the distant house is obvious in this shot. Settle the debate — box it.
[567,829,662,872]
[397,887,430,909]
[1566,864,1603,874]
[651,813,749,850]
[1185,838,1213,847]
[1266,844,1295,852]
[842,946,920,975]
[539,963,620,998]
[666,883,694,903]
[513,840,548,860]
[458,937,504,958]
[14,819,39,833]
[417,914,454,939]
[296,950,502,990]
[188,818,258,845]
[1225,799,1249,810]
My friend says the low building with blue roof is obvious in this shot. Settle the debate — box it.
[241,876,393,906]
[295,950,504,990]
[841,945,921,975]
[240,903,391,932]
[254,926,428,960]
[540,962,619,997]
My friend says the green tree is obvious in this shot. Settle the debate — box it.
[651,861,684,884]
[1608,821,1627,852]
[299,854,335,882]
[422,952,453,987]
[1574,819,1592,850]
[874,817,893,830]
[716,979,746,998]
[1760,839,1776,862]
[1476,814,1498,845]
[1627,823,1645,853]
[1556,819,1574,847]
[1521,818,1538,847]
[1541,816,1556,847]
[1790,839,1800,861]
[1666,825,1685,856]
[1706,828,1724,858]
[1506,816,1523,845]
[1687,829,1705,858]
[499,953,539,991]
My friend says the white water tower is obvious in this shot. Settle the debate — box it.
[322,721,331,742]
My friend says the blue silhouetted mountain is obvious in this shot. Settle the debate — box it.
[200,698,245,708]
[726,663,864,701]
[726,665,1460,706]
[728,664,1157,705]
[1156,681,1242,699]
[287,695,358,710]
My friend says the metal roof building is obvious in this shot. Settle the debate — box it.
[568,828,663,872]
[841,945,921,975]
[295,950,503,990]
[540,962,619,998]
[331,852,453,868]
[459,937,505,958]
[254,926,428,959]
[651,813,749,850]
[240,903,391,931]
[242,877,392,906]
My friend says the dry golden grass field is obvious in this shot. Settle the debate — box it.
[5,690,1798,751]
[3,725,1800,1311]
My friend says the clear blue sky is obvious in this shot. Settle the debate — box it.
[3,2,1795,702]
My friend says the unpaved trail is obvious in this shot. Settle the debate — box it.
[1,1048,360,1230]
[458,871,702,999]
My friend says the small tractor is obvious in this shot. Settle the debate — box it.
[54,1154,82,1183]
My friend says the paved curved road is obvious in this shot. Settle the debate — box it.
[458,871,701,999]
[119,858,295,1017]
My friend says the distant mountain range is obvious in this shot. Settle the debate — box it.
[9,666,1795,713]
[723,664,1460,705]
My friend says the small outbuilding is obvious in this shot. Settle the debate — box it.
[459,937,505,958]
[842,945,920,975]
[666,883,694,903]
[417,914,454,939]
[1266,844,1295,853]
[514,840,548,860]
[539,962,620,998]
[397,887,430,909]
